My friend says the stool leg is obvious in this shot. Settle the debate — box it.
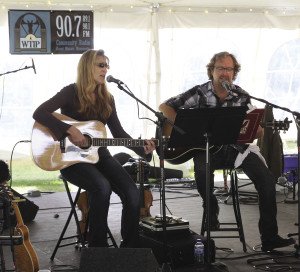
[64,180,86,247]
[224,185,233,204]
[51,180,87,260]
[107,227,118,248]
[231,171,247,252]
[50,185,82,260]
[200,209,206,236]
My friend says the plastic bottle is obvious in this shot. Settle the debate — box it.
[194,238,205,265]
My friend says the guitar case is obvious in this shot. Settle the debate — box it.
[139,229,215,267]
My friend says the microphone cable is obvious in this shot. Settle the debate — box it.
[9,140,31,188]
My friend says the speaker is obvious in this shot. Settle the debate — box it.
[79,248,159,272]
[11,189,39,224]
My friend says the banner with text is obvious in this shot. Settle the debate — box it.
[51,10,93,54]
[8,10,94,54]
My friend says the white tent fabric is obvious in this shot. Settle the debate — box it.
[0,7,300,157]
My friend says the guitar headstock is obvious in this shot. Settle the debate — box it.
[263,117,292,133]
[0,185,24,203]
[0,184,12,197]
[0,185,12,216]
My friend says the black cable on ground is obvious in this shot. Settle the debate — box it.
[247,250,300,272]
[216,251,272,261]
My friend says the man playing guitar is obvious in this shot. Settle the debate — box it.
[159,51,295,252]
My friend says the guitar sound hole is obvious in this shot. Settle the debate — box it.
[82,135,92,149]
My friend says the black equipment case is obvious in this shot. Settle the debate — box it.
[139,229,215,267]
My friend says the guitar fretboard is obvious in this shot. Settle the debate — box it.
[93,138,158,147]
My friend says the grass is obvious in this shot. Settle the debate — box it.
[8,156,78,194]
[285,140,298,152]
[7,154,192,194]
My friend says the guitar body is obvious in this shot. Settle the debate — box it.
[158,104,221,165]
[31,113,106,171]
[31,112,156,171]
[14,226,39,272]
[12,201,39,272]
[163,147,218,165]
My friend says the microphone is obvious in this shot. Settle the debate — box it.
[221,80,233,92]
[221,80,245,96]
[106,75,124,85]
[31,58,36,74]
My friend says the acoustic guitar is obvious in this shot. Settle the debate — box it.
[31,112,159,171]
[12,197,39,272]
[159,105,291,165]
[157,105,222,165]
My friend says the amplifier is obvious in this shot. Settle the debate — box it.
[283,154,298,183]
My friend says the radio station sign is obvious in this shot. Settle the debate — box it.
[51,10,93,54]
[9,10,94,54]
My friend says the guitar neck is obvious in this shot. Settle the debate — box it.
[12,201,25,227]
[92,138,158,147]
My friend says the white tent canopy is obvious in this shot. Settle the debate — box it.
[1,0,300,158]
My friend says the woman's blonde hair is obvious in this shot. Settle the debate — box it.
[76,49,112,120]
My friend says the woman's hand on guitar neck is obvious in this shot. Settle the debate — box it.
[67,125,87,147]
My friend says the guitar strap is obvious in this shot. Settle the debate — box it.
[0,189,12,231]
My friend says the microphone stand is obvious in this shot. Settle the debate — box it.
[109,80,184,271]
[0,65,34,77]
[231,89,300,256]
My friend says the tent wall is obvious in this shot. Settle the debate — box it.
[0,7,299,157]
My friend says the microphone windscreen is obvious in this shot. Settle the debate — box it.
[106,75,113,82]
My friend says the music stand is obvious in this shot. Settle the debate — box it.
[168,106,247,270]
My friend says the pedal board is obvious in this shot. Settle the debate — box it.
[140,214,189,233]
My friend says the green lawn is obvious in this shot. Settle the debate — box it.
[8,156,78,194]
[7,156,191,194]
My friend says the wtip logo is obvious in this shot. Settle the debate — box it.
[13,12,47,52]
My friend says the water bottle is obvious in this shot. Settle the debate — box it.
[194,238,205,265]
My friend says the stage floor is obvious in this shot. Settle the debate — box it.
[2,179,300,272]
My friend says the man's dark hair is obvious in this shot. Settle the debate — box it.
[0,160,10,183]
